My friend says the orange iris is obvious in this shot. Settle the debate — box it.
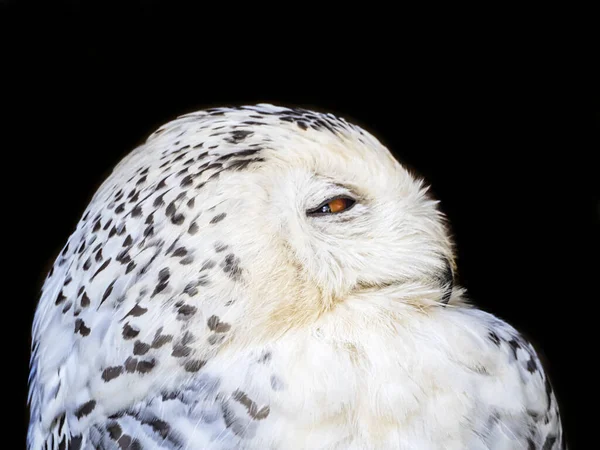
[328,198,350,213]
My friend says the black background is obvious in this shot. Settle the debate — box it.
[3,2,595,448]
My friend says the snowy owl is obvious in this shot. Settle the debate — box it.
[28,104,565,449]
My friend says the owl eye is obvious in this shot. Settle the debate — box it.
[306,196,356,216]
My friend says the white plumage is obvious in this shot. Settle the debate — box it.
[28,104,565,449]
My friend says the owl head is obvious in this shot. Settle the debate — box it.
[111,104,458,339]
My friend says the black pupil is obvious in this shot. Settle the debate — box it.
[321,204,332,213]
